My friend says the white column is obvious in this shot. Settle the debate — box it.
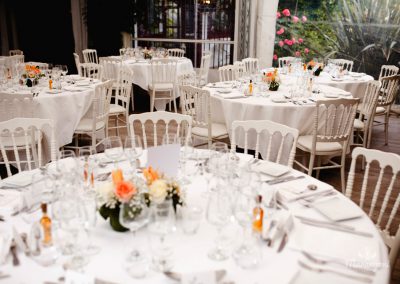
[71,0,88,56]
[255,0,279,68]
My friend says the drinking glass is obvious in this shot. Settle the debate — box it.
[180,204,203,235]
[119,199,151,278]
[103,136,124,168]
[61,65,68,77]
[206,190,231,261]
[78,146,96,189]
[124,136,143,177]
[80,191,100,255]
[178,137,194,184]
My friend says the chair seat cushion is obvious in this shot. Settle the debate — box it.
[297,135,343,152]
[75,118,105,132]
[192,123,228,138]
[353,119,364,130]
[109,104,126,114]
[149,83,174,91]
[376,106,386,114]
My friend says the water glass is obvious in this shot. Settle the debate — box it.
[180,205,203,235]
[124,136,143,176]
[103,136,124,168]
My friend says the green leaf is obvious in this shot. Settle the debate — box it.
[99,204,113,220]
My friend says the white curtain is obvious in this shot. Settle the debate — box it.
[71,0,88,58]
[255,0,279,68]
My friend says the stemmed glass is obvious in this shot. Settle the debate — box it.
[178,136,194,184]
[119,198,151,278]
[78,146,96,189]
[80,191,101,255]
[103,136,124,168]
[206,190,232,261]
[61,65,68,80]
[124,136,143,178]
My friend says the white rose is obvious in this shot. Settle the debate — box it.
[97,182,115,204]
[149,179,168,204]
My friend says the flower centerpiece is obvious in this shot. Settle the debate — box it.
[20,64,45,87]
[265,69,280,91]
[142,47,153,60]
[96,167,183,232]
[307,60,324,76]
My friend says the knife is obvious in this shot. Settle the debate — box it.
[277,232,288,253]
[300,220,373,238]
[266,175,305,185]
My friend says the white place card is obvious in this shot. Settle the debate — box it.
[146,144,180,177]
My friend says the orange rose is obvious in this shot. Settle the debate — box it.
[115,180,136,202]
[112,169,124,184]
[143,166,159,184]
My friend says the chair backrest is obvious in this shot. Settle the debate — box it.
[89,80,114,131]
[345,147,400,268]
[197,53,212,86]
[242,57,259,75]
[82,49,99,64]
[73,53,82,76]
[167,48,185,58]
[9,49,23,56]
[115,66,134,109]
[80,63,103,80]
[218,65,237,82]
[278,56,295,68]
[0,94,34,121]
[378,75,400,107]
[99,57,122,81]
[231,120,299,167]
[358,80,381,147]
[0,118,56,177]
[313,98,359,144]
[179,85,211,145]
[128,111,192,149]
[150,60,177,87]
[233,61,246,79]
[379,65,399,81]
[330,59,354,72]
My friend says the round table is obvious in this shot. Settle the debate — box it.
[0,150,390,284]
[207,82,354,159]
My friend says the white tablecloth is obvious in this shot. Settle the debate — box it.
[207,82,353,160]
[0,151,390,284]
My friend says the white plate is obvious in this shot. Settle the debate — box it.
[271,97,287,103]
[253,160,290,177]
[45,89,63,94]
[324,93,339,98]
[311,196,364,221]
[64,86,88,92]
[76,81,91,86]
[217,88,231,94]
[349,72,365,77]
[331,77,345,81]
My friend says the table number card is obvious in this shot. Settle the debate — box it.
[146,144,180,177]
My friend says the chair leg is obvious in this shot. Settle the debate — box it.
[308,153,315,176]
[384,112,389,145]
[316,156,321,179]
[150,90,155,112]
[116,115,120,137]
[172,91,177,113]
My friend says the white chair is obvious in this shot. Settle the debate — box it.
[178,71,198,87]
[345,147,400,269]
[73,52,82,76]
[180,85,228,148]
[0,118,56,177]
[82,49,99,64]
[149,60,177,112]
[379,65,399,81]
[108,66,134,136]
[9,49,23,56]
[0,93,34,122]
[80,63,103,80]
[242,57,259,76]
[374,75,400,145]
[167,48,185,58]
[278,56,295,68]
[99,57,122,81]
[233,61,246,79]
[330,59,354,72]
[353,80,381,149]
[196,53,211,87]
[294,98,360,192]
[128,111,192,149]
[218,65,237,82]
[70,80,114,149]
[231,120,299,167]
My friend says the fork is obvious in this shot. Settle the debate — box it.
[298,260,373,283]
[301,251,376,276]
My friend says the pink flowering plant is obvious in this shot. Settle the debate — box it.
[274,8,310,65]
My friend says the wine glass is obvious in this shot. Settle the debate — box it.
[124,136,143,177]
[78,146,96,189]
[103,136,124,168]
[80,191,100,255]
[206,190,232,261]
[119,198,151,278]
[178,136,194,184]
[61,65,68,77]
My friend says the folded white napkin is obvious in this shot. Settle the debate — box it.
[275,178,333,203]
[0,189,23,216]
[253,160,290,177]
[181,270,217,284]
